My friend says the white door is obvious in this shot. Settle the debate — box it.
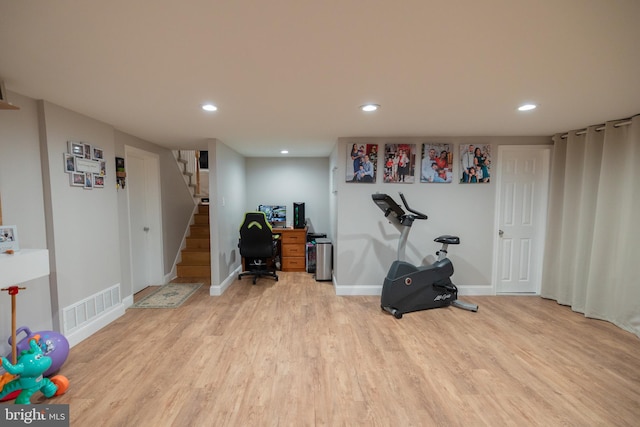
[126,147,164,293]
[494,146,551,294]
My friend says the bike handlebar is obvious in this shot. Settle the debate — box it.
[398,192,428,220]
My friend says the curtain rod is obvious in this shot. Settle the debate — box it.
[560,116,635,139]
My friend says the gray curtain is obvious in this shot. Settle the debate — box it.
[541,115,640,337]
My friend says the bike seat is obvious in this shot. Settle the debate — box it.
[434,235,460,245]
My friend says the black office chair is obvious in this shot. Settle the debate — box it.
[238,212,279,284]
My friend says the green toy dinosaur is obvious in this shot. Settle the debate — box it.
[0,338,59,404]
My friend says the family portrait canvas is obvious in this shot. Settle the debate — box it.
[383,143,416,183]
[459,144,491,183]
[421,143,453,183]
[347,143,378,183]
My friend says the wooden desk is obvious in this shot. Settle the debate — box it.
[277,227,307,272]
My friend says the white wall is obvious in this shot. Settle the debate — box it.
[1,91,195,354]
[0,92,53,356]
[334,136,551,295]
[38,101,122,325]
[245,157,330,234]
[209,140,247,290]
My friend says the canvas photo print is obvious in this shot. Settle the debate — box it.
[347,143,379,183]
[383,143,416,183]
[421,143,453,183]
[460,144,491,183]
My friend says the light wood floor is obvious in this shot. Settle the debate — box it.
[30,273,640,426]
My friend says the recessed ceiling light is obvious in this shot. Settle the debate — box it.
[360,104,380,112]
[518,103,537,111]
[202,103,218,112]
[280,150,289,154]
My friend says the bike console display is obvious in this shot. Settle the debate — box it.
[372,193,428,226]
[372,193,405,222]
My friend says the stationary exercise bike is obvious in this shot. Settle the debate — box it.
[372,192,478,318]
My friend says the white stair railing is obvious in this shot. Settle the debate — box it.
[173,149,197,194]
[173,150,210,203]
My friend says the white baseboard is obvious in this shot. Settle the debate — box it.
[65,305,125,348]
[333,283,494,296]
[63,284,125,348]
[210,265,241,296]
[457,285,494,296]
[164,271,177,284]
[123,295,134,308]
[335,284,381,296]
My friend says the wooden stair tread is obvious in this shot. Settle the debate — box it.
[176,265,211,277]
[177,203,211,279]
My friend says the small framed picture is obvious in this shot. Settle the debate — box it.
[115,157,125,172]
[99,160,106,176]
[83,172,93,189]
[68,141,85,157]
[94,174,104,188]
[0,225,19,252]
[70,172,85,187]
[92,146,104,160]
[64,153,76,173]
[83,144,92,159]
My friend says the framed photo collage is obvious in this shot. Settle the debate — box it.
[64,141,106,189]
[346,143,491,184]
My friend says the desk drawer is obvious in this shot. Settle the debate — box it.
[281,231,306,244]
[282,257,306,271]
[282,244,304,257]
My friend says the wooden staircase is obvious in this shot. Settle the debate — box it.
[176,204,211,278]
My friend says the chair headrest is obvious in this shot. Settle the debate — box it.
[240,211,273,232]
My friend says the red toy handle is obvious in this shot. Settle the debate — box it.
[1,286,26,296]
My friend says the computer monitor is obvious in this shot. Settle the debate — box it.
[258,204,287,227]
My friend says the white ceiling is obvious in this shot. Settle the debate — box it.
[1,1,639,157]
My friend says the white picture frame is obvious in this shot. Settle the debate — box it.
[83,143,92,159]
[92,146,104,161]
[70,172,85,187]
[0,225,19,252]
[93,174,104,188]
[64,153,76,173]
[68,141,85,157]
[83,172,93,189]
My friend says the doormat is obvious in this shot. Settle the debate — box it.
[131,283,202,309]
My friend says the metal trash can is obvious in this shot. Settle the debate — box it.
[315,238,332,281]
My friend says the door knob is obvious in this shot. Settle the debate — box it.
[498,229,504,237]
[143,227,150,232]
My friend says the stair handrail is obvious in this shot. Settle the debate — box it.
[195,151,201,197]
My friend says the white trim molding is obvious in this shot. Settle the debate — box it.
[62,284,125,348]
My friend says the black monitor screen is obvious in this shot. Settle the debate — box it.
[258,205,286,226]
